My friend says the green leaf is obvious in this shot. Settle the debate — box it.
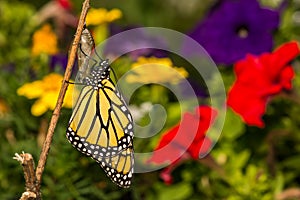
[229,150,251,171]
[281,155,300,170]
[222,108,245,140]
[158,183,192,200]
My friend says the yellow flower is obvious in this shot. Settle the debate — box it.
[126,57,188,84]
[31,24,58,56]
[0,98,9,118]
[86,8,122,26]
[17,73,73,116]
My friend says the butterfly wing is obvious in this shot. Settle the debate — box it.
[98,79,134,154]
[66,58,134,188]
[96,144,134,188]
[66,79,134,157]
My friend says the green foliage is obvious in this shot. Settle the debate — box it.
[152,182,193,200]
[0,1,36,65]
[1,0,300,199]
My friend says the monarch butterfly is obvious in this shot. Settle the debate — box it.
[66,55,134,188]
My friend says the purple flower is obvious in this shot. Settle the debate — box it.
[187,0,279,65]
[50,53,68,70]
[179,78,208,98]
[104,25,167,59]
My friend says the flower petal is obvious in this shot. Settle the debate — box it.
[17,81,44,99]
[187,0,279,65]
[227,41,299,127]
[31,99,49,116]
[148,106,216,164]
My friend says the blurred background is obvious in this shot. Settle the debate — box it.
[1,0,300,199]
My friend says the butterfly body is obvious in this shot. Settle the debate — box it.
[66,59,134,188]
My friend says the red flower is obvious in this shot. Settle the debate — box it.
[227,41,300,127]
[148,106,217,184]
[57,0,72,10]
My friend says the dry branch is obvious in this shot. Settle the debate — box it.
[15,0,91,199]
[35,0,91,185]
[13,152,38,199]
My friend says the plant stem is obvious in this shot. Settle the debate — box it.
[34,0,91,196]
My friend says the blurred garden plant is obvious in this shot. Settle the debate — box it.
[227,41,300,127]
[188,0,280,65]
[148,106,217,185]
[86,7,123,43]
[126,56,188,84]
[17,73,74,116]
[1,0,300,199]
[31,24,59,56]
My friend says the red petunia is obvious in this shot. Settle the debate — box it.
[227,41,300,128]
[148,106,217,184]
[57,0,72,10]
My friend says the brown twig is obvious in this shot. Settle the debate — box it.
[279,90,300,105]
[198,154,226,177]
[33,0,90,197]
[276,188,300,200]
[13,152,38,200]
[265,129,290,176]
